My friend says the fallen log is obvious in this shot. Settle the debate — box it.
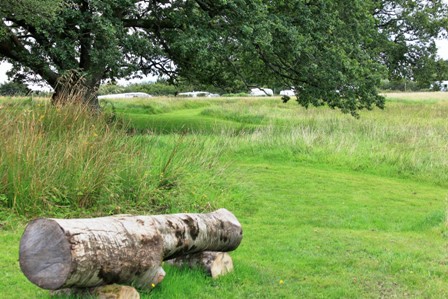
[19,208,242,290]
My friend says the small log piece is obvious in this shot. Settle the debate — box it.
[94,284,140,299]
[167,251,234,278]
[50,284,140,299]
[20,209,242,291]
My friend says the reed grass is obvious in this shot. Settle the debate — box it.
[0,100,226,217]
[191,98,448,187]
[99,95,448,187]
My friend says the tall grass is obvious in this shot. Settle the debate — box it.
[0,102,112,213]
[154,97,448,187]
[1,94,446,213]
[0,100,227,217]
[107,97,234,115]
[97,95,448,187]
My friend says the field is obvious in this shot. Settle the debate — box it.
[0,93,447,298]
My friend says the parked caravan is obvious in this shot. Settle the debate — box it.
[98,92,152,99]
[279,89,295,96]
[250,88,273,96]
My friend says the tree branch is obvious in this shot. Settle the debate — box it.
[79,0,92,71]
[122,18,180,30]
[5,17,76,70]
[0,24,59,86]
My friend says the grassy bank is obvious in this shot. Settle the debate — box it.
[0,93,447,298]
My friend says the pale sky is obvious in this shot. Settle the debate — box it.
[0,62,11,84]
[1,36,448,86]
[435,39,448,59]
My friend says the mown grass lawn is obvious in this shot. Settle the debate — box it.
[0,93,447,298]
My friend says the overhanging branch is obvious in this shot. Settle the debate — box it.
[0,23,59,86]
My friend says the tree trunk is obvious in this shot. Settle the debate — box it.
[19,209,242,291]
[50,70,100,110]
[51,84,100,109]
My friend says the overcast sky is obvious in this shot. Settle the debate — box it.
[1,37,448,86]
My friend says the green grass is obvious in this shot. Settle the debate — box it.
[1,93,447,298]
[121,108,257,134]
[146,162,447,298]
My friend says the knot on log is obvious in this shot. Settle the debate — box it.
[19,209,242,290]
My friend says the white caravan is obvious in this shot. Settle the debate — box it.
[178,91,219,97]
[98,92,152,99]
[279,89,295,96]
[250,88,273,96]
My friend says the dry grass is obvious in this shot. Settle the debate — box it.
[382,91,448,101]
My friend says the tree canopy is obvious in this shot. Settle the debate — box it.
[0,0,447,114]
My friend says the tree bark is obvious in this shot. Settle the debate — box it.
[51,85,98,107]
[19,209,242,291]
[51,81,100,109]
[50,69,101,110]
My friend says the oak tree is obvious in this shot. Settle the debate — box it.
[1,0,446,114]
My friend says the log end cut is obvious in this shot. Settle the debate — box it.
[19,218,72,290]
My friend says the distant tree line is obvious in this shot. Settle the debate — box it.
[380,58,448,91]
[0,80,30,96]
